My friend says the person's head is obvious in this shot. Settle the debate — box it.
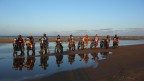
[57,35,60,38]
[115,34,117,37]
[96,34,98,36]
[70,34,73,37]
[43,33,46,37]
[86,34,88,38]
[18,34,22,38]
[29,34,32,38]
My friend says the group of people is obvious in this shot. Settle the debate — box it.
[79,34,119,49]
[14,35,34,47]
[13,33,119,50]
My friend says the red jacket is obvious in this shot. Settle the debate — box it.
[18,37,24,43]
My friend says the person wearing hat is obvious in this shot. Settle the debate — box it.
[113,34,119,46]
[40,33,49,46]
[56,35,61,43]
[94,34,99,48]
[106,35,111,43]
[114,34,118,39]
[28,35,34,45]
[17,34,24,46]
[55,35,63,50]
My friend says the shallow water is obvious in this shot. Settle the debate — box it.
[0,40,144,81]
[0,52,111,81]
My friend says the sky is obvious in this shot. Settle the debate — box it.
[0,0,144,36]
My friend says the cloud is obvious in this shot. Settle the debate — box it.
[75,28,144,36]
[121,28,144,36]
[1,27,143,36]
[99,28,113,31]
[45,28,144,36]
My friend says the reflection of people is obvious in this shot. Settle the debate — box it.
[84,50,89,63]
[78,53,84,61]
[13,57,19,70]
[55,54,63,67]
[84,54,89,63]
[12,55,25,71]
[39,56,49,70]
[100,52,109,58]
[91,52,99,61]
[25,56,35,70]
[68,54,75,64]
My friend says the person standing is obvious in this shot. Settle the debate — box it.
[94,34,99,47]
[17,34,24,47]
[40,33,49,46]
[28,35,34,45]
[84,34,90,49]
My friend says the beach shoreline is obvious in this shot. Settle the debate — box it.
[23,44,144,81]
[0,36,144,43]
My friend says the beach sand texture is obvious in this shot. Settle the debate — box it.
[23,44,144,81]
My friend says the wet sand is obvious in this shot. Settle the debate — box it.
[24,44,144,81]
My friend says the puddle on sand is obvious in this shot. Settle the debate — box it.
[0,52,112,81]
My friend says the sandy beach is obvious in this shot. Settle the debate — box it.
[21,44,144,81]
[0,37,144,81]
[1,0,144,81]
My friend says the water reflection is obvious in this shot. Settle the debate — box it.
[68,54,75,64]
[78,53,84,61]
[13,51,25,57]
[12,52,111,71]
[12,55,25,71]
[9,52,112,81]
[25,55,36,70]
[84,53,89,63]
[100,52,109,59]
[1,40,144,81]
[55,54,63,67]
[91,52,99,61]
[39,55,49,70]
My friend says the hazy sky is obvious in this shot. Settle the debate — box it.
[0,0,144,36]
